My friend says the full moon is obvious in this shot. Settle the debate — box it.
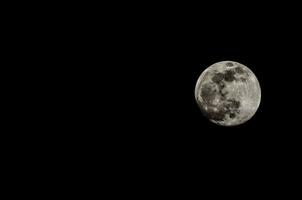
[195,61,261,126]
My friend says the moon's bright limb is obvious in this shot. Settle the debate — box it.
[195,61,261,126]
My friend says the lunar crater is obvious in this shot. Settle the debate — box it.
[224,70,236,82]
[234,66,246,74]
[226,62,234,67]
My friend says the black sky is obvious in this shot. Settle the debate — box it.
[8,2,302,194]
[100,10,302,163]
[44,2,301,184]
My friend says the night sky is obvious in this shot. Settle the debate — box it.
[103,12,302,170]
[62,4,302,189]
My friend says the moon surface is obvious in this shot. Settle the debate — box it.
[195,61,261,126]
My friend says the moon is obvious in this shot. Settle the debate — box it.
[195,61,261,126]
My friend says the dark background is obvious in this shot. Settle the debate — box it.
[4,2,302,196]
[18,3,300,192]
[81,4,302,174]
[85,7,302,186]
[92,22,301,193]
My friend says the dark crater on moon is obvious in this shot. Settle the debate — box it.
[229,113,236,118]
[225,62,234,67]
[211,72,224,84]
[224,70,236,82]
[234,66,245,74]
[226,98,240,109]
